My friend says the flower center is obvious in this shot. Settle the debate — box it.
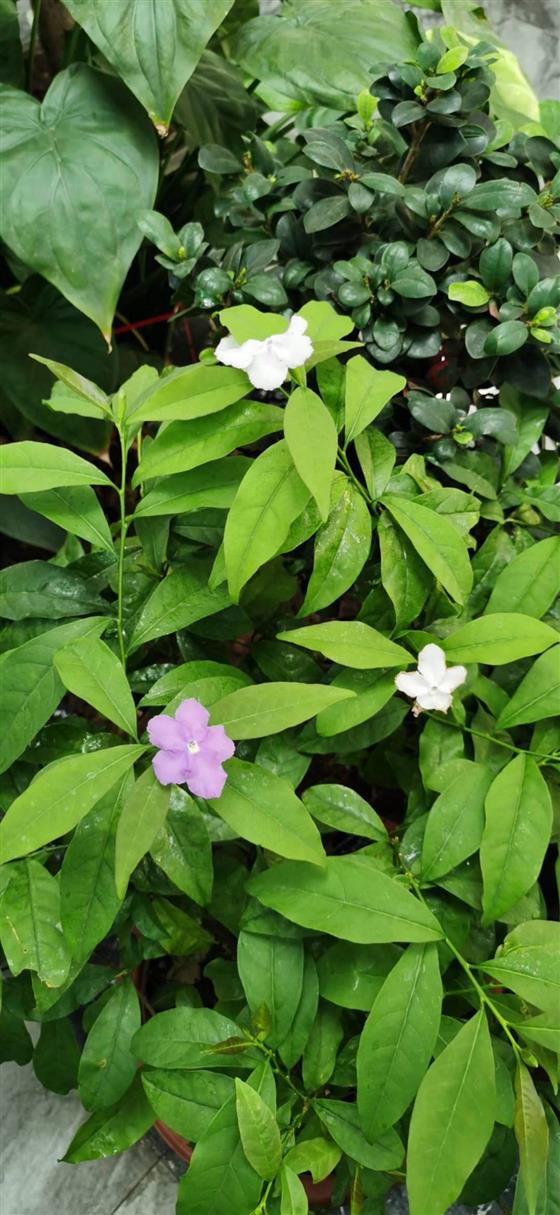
[186,739,200,755]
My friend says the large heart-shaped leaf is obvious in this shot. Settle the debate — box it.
[0,65,158,338]
[174,50,259,150]
[234,0,418,109]
[65,0,234,133]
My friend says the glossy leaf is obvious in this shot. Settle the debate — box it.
[313,1098,403,1170]
[63,1075,154,1162]
[208,759,325,867]
[345,356,406,445]
[302,783,387,841]
[0,859,70,986]
[22,486,114,552]
[0,745,145,863]
[0,616,106,775]
[134,458,250,519]
[357,944,442,1136]
[142,1069,233,1141]
[247,855,443,944]
[130,565,231,649]
[115,766,171,898]
[284,387,338,520]
[383,495,472,605]
[481,921,559,1015]
[224,440,310,601]
[0,65,158,338]
[480,755,552,924]
[514,1062,549,1215]
[497,646,560,729]
[235,1078,282,1180]
[277,621,410,669]
[60,776,128,963]
[66,0,234,133]
[300,482,372,615]
[0,441,112,494]
[78,979,140,1111]
[407,1011,496,1215]
[302,1002,343,1090]
[378,511,431,628]
[130,363,248,423]
[0,560,105,620]
[210,682,354,739]
[486,537,560,618]
[421,762,494,881]
[315,669,395,738]
[318,941,400,1012]
[176,1094,262,1215]
[55,636,137,737]
[134,1007,259,1071]
[150,788,212,906]
[237,930,304,1049]
[443,613,558,665]
[133,401,283,484]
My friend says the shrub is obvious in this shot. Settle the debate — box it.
[0,4,559,1215]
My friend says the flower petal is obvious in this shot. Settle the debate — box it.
[152,749,190,786]
[215,335,262,370]
[175,698,210,740]
[416,687,453,712]
[147,713,186,751]
[271,316,313,368]
[395,671,430,699]
[203,724,235,763]
[417,644,447,687]
[246,346,288,390]
[187,754,228,799]
[440,664,468,693]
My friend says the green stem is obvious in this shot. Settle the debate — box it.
[408,873,522,1058]
[337,448,372,504]
[423,711,555,765]
[27,0,42,92]
[116,427,129,671]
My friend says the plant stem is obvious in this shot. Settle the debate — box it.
[337,448,372,504]
[27,0,42,92]
[116,426,129,671]
[398,121,430,184]
[422,711,555,765]
[115,310,150,352]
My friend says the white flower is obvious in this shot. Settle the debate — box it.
[215,315,313,390]
[395,643,467,717]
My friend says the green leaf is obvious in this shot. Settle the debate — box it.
[302,783,387,841]
[134,1007,259,1070]
[79,979,140,1112]
[130,564,231,649]
[235,0,417,110]
[133,401,282,484]
[302,1002,343,1089]
[357,944,442,1136]
[0,617,107,776]
[150,788,212,906]
[29,353,110,411]
[277,621,410,669]
[300,481,372,615]
[66,0,234,133]
[130,364,248,423]
[224,440,310,601]
[238,930,303,1049]
[317,941,400,1012]
[22,486,114,552]
[0,744,145,863]
[284,1138,342,1184]
[0,560,105,621]
[63,1074,154,1162]
[210,681,353,739]
[284,387,337,521]
[280,1165,309,1214]
[247,855,443,944]
[313,1098,403,1170]
[60,778,126,964]
[382,495,472,605]
[114,766,170,898]
[33,1018,81,1094]
[0,65,158,338]
[55,636,137,737]
[421,762,494,881]
[0,1012,33,1066]
[345,356,405,446]
[485,538,560,619]
[354,428,396,499]
[134,458,250,519]
[478,238,513,291]
[407,1010,496,1215]
[480,755,552,924]
[208,759,325,867]
[497,646,560,729]
[467,179,536,211]
[484,320,528,356]
[304,195,352,234]
[0,441,112,494]
[175,49,258,151]
[176,1093,262,1215]
[0,859,70,986]
[514,1062,549,1215]
[482,921,559,1015]
[443,613,558,665]
[142,1069,233,1141]
[315,669,395,738]
[448,281,491,306]
[378,512,432,628]
[235,1078,282,1180]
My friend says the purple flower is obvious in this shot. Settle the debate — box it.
[147,698,235,799]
